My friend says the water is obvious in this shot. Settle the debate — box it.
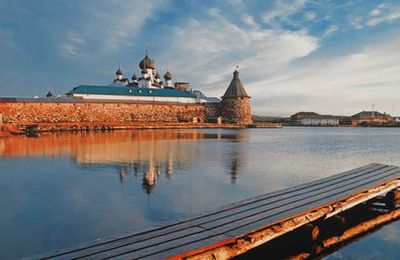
[0,127,400,259]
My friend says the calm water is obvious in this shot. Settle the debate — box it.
[1,127,400,259]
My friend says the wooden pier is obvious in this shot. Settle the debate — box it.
[42,163,400,259]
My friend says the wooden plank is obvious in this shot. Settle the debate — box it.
[59,227,207,260]
[190,165,397,228]
[97,231,233,260]
[138,233,234,260]
[206,171,400,237]
[198,167,400,231]
[43,222,201,260]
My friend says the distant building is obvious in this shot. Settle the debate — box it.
[291,112,319,122]
[351,111,392,126]
[174,82,190,91]
[393,117,400,124]
[301,115,340,126]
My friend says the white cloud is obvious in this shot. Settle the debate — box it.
[351,17,363,29]
[249,34,400,115]
[160,10,319,96]
[262,0,309,24]
[323,25,338,36]
[367,3,400,27]
[60,32,87,58]
[370,8,381,17]
[60,0,167,59]
[304,11,316,21]
[242,14,258,28]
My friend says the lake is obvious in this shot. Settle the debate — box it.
[1,127,400,259]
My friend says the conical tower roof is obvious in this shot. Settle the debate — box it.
[222,69,249,98]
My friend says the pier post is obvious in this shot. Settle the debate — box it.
[304,224,320,241]
[385,190,399,210]
[330,215,346,236]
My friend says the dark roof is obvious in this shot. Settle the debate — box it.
[351,111,389,118]
[139,54,156,70]
[222,70,249,98]
[291,112,319,117]
[164,71,172,80]
[115,68,123,75]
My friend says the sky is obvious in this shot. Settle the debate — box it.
[1,0,400,116]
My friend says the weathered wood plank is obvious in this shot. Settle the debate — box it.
[101,231,234,260]
[192,165,398,229]
[203,169,400,236]
[199,167,400,231]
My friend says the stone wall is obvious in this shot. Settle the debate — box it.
[220,97,253,125]
[0,101,218,126]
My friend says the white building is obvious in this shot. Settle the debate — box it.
[301,116,340,126]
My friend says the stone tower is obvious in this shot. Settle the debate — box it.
[220,69,253,125]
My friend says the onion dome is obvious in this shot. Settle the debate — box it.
[116,67,123,75]
[139,54,156,70]
[155,73,161,79]
[131,73,137,80]
[164,71,172,80]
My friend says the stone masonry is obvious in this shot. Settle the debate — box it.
[0,101,218,126]
[220,97,252,125]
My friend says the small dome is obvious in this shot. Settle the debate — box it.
[116,67,123,75]
[139,54,156,70]
[131,73,137,80]
[164,71,172,80]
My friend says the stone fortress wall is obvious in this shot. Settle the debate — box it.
[0,100,219,128]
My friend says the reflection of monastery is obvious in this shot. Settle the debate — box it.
[0,130,245,193]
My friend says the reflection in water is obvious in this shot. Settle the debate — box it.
[0,130,242,193]
[225,130,249,184]
[3,128,400,259]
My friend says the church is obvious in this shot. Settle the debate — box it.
[111,52,185,90]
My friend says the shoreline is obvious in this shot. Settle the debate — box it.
[0,122,282,137]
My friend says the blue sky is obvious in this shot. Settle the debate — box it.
[1,0,400,116]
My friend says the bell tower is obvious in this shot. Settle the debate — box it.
[220,68,253,125]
